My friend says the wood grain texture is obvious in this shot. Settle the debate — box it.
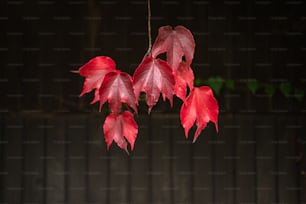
[172,115,193,204]
[150,114,173,204]
[87,115,108,204]
[277,117,299,203]
[0,114,304,204]
[130,115,150,204]
[23,117,45,203]
[214,115,237,204]
[0,116,5,203]
[193,124,215,204]
[255,116,277,204]
[298,116,306,203]
[108,116,130,204]
[45,117,66,204]
[236,115,256,204]
[2,117,24,203]
[66,116,87,204]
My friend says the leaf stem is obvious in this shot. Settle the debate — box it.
[145,0,152,56]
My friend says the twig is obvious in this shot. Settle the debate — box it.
[145,0,152,57]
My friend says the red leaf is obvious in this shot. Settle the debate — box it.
[76,56,116,104]
[174,62,194,101]
[99,71,137,114]
[152,25,195,70]
[180,86,218,142]
[133,56,175,113]
[103,111,138,153]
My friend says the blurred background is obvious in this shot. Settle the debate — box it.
[0,0,306,203]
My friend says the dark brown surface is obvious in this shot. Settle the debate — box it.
[0,1,306,203]
[45,117,66,204]
[0,0,305,113]
[0,113,305,204]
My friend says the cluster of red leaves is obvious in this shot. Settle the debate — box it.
[74,25,219,153]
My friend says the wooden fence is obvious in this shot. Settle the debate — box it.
[0,113,305,204]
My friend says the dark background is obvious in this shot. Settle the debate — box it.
[0,0,306,204]
[0,0,305,113]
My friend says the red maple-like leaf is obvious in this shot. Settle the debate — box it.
[73,25,219,153]
[180,86,218,142]
[133,56,175,113]
[99,70,137,114]
[75,56,116,104]
[151,25,195,70]
[103,111,138,153]
[174,61,194,101]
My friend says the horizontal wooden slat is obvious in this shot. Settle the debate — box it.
[0,114,304,204]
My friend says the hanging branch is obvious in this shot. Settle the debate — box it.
[145,0,152,56]
[73,0,219,153]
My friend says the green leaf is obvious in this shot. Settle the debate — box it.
[207,76,224,95]
[139,93,146,101]
[279,82,292,98]
[294,88,304,102]
[194,78,205,86]
[247,79,259,94]
[264,84,276,97]
[225,79,235,90]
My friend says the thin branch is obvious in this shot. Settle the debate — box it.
[145,0,152,56]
